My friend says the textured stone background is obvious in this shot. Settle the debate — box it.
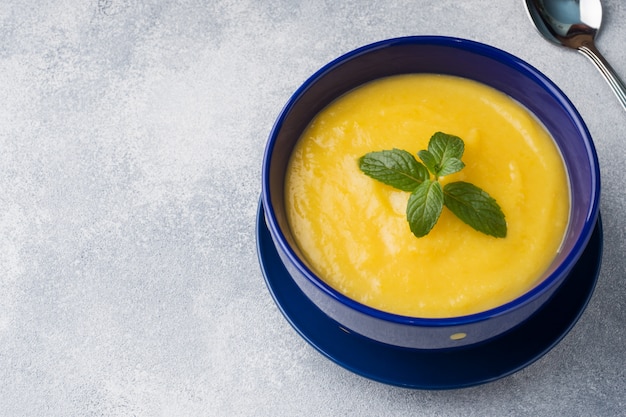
[1,1,625,416]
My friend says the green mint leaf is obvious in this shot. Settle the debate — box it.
[418,149,464,178]
[443,181,507,238]
[417,149,438,175]
[426,132,465,177]
[406,180,444,238]
[437,157,465,177]
[359,149,430,192]
[429,132,465,161]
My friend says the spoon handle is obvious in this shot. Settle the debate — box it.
[577,41,626,112]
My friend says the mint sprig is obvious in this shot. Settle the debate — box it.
[358,132,507,238]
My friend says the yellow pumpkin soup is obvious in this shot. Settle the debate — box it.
[285,74,570,318]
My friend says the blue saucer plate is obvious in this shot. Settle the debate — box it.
[256,201,603,389]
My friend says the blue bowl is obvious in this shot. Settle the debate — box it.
[261,36,600,350]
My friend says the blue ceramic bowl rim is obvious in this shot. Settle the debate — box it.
[262,35,601,327]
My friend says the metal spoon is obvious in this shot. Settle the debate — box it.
[525,0,626,111]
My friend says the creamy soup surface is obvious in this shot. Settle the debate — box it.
[285,74,570,318]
